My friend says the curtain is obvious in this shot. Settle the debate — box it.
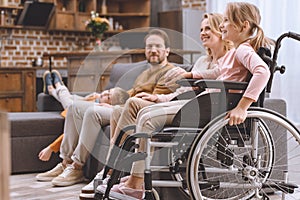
[207,0,300,125]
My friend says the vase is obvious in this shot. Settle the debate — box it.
[101,0,107,14]
[95,38,103,51]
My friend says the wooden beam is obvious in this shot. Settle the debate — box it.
[0,111,10,200]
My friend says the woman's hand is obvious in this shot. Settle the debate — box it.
[135,92,158,102]
[164,67,187,85]
[225,97,253,126]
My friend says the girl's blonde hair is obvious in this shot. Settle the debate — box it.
[225,2,273,51]
[202,13,233,58]
[111,87,129,105]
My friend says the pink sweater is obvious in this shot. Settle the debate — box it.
[193,42,270,101]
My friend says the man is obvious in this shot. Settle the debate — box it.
[37,29,179,189]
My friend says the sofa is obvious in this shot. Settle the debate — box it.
[8,60,192,176]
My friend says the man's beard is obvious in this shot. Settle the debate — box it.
[147,53,164,65]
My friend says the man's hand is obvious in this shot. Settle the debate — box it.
[135,92,158,102]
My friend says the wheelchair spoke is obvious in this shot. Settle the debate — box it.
[204,131,247,167]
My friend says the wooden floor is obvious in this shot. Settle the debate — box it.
[9,173,300,200]
[10,173,87,200]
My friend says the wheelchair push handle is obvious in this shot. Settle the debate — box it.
[272,31,300,65]
[267,31,300,92]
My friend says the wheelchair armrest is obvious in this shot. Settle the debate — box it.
[151,127,201,141]
[171,90,204,101]
[194,79,249,91]
[176,79,199,87]
[161,127,202,133]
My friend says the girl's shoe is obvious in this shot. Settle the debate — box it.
[42,70,52,94]
[51,69,64,85]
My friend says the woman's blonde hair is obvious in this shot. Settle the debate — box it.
[202,13,233,58]
[225,2,273,51]
[111,87,129,105]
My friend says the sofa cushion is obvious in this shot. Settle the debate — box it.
[8,112,64,173]
[105,60,149,90]
[37,93,64,112]
[8,112,64,137]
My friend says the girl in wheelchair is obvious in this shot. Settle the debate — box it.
[99,2,277,200]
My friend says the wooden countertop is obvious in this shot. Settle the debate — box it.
[0,67,36,70]
[43,49,202,58]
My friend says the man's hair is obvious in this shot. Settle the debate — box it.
[144,28,170,48]
[111,87,129,105]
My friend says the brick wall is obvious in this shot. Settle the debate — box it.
[0,28,97,68]
[181,0,206,10]
[0,0,207,68]
[0,0,116,68]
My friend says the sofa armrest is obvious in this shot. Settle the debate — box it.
[37,93,64,112]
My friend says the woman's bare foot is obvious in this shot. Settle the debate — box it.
[38,146,53,161]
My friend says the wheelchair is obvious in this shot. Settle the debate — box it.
[95,32,300,200]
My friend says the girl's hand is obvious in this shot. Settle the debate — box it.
[225,106,247,126]
[98,103,112,108]
[38,146,53,161]
[135,92,158,102]
[225,97,253,126]
[84,92,100,101]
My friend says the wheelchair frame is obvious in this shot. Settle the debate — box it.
[95,32,300,200]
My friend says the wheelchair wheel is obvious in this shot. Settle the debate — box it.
[187,107,300,200]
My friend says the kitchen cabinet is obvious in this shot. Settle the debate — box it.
[49,0,150,33]
[0,68,36,112]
